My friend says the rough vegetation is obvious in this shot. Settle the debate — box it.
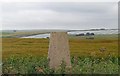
[2,55,119,74]
[2,34,119,74]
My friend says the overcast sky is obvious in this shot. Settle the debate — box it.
[2,2,118,30]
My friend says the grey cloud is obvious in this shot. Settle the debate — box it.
[2,2,118,30]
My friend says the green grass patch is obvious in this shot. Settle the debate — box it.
[2,55,119,74]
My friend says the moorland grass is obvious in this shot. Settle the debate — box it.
[2,34,118,59]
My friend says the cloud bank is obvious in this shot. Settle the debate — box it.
[2,2,118,30]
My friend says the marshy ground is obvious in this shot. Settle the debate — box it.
[2,34,118,58]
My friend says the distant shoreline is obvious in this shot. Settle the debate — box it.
[1,29,118,38]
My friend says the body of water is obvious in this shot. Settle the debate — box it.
[68,29,118,35]
[21,33,50,38]
[21,30,118,38]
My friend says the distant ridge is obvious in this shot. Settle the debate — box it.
[1,28,118,33]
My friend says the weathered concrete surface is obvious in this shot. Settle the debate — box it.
[48,32,71,69]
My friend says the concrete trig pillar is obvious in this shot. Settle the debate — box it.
[48,32,71,69]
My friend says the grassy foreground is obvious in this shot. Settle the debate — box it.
[2,34,119,74]
[2,55,119,74]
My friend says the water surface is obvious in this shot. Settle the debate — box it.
[21,30,118,38]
